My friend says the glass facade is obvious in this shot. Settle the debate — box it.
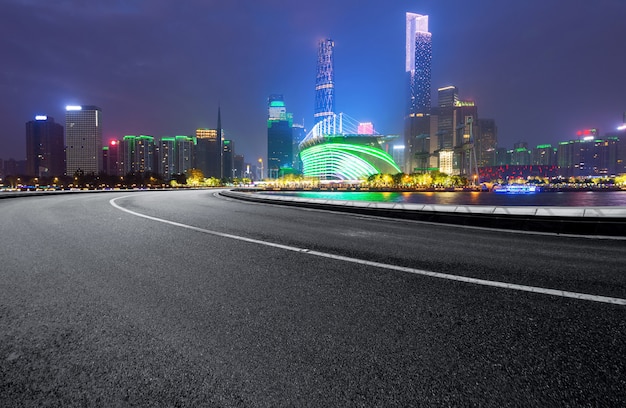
[314,39,335,125]
[406,13,431,115]
[65,105,102,175]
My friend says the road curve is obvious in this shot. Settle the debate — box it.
[1,190,624,406]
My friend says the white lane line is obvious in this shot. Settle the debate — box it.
[110,196,626,306]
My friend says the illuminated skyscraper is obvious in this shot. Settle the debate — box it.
[267,94,294,178]
[65,105,102,175]
[121,135,156,175]
[195,107,223,179]
[222,139,234,180]
[404,13,432,173]
[406,13,432,115]
[158,135,193,179]
[314,39,335,125]
[25,115,64,177]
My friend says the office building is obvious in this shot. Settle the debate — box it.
[557,132,617,177]
[475,119,498,168]
[102,139,122,176]
[195,108,223,178]
[233,154,245,179]
[292,123,306,172]
[267,95,294,178]
[436,86,458,174]
[65,105,102,175]
[25,115,64,177]
[222,139,234,180]
[532,144,556,166]
[314,39,335,125]
[406,13,432,115]
[404,12,432,173]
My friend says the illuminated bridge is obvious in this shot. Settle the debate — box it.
[299,113,401,181]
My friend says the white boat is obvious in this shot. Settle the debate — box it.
[493,184,538,194]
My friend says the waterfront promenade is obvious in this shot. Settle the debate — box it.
[221,189,626,237]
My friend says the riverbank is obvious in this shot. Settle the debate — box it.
[221,189,626,238]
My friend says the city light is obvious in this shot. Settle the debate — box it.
[300,142,401,180]
[617,124,626,131]
[65,105,82,111]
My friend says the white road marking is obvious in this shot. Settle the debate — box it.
[110,196,626,306]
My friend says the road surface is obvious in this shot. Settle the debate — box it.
[1,190,624,406]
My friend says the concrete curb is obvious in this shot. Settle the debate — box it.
[220,189,626,237]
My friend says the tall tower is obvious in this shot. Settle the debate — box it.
[25,115,64,177]
[406,13,432,115]
[314,39,335,125]
[65,105,102,176]
[404,13,432,173]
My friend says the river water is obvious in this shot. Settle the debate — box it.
[264,190,626,207]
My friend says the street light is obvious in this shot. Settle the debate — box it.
[258,158,264,180]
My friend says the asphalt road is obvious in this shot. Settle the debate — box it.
[1,189,624,407]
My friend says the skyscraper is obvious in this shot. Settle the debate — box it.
[222,139,234,180]
[404,13,432,173]
[267,94,294,178]
[406,13,432,115]
[121,135,156,175]
[475,119,498,167]
[25,115,64,177]
[314,39,335,125]
[103,139,122,176]
[194,107,223,179]
[65,105,102,176]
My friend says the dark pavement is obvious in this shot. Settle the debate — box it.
[1,190,624,406]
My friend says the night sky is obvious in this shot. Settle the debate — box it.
[1,0,625,164]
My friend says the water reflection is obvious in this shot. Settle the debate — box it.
[266,191,626,207]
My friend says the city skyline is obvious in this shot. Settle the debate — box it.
[1,1,625,164]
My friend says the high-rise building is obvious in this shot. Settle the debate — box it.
[233,154,245,179]
[195,127,221,179]
[314,39,335,125]
[475,119,498,168]
[291,122,306,172]
[267,94,294,178]
[196,107,223,178]
[404,13,432,173]
[454,101,478,177]
[65,105,102,176]
[406,13,432,115]
[158,137,176,179]
[102,139,122,176]
[436,86,458,152]
[222,139,234,180]
[157,135,194,179]
[557,132,617,177]
[175,136,194,176]
[532,144,556,166]
[25,115,64,177]
[121,135,156,175]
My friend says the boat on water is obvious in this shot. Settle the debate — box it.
[493,184,539,194]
